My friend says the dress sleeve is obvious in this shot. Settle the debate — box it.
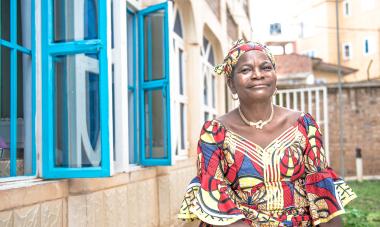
[178,120,246,225]
[301,113,357,226]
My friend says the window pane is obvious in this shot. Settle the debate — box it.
[203,75,208,105]
[365,40,369,53]
[180,103,185,150]
[144,89,166,159]
[208,46,215,65]
[179,48,184,95]
[128,90,137,164]
[0,46,11,177]
[17,51,33,175]
[17,0,32,49]
[173,11,183,37]
[212,75,215,108]
[53,53,101,168]
[127,10,136,86]
[143,10,165,81]
[0,0,10,41]
[204,112,209,122]
[54,0,98,42]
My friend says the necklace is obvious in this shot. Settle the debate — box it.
[238,104,274,129]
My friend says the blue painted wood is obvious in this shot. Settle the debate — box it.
[138,2,171,166]
[49,40,102,55]
[0,40,32,54]
[127,9,139,164]
[42,0,110,178]
[10,0,18,176]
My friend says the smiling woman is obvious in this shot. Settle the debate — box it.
[178,40,357,227]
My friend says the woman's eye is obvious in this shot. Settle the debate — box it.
[263,66,273,71]
[240,68,251,73]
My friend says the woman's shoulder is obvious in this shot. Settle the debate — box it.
[275,106,304,126]
[215,108,243,132]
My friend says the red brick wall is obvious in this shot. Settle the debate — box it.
[327,83,380,177]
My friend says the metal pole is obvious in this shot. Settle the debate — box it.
[335,0,345,178]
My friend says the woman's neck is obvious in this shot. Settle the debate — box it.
[239,100,273,122]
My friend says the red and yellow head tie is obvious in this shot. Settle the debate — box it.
[214,39,276,77]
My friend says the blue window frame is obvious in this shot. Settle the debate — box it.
[131,2,171,166]
[42,0,109,178]
[0,0,36,178]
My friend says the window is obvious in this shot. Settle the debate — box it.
[127,9,139,165]
[343,43,352,60]
[172,8,188,157]
[270,23,281,35]
[304,50,316,58]
[343,0,351,16]
[0,0,35,178]
[42,0,110,178]
[127,2,172,166]
[201,37,217,121]
[363,38,374,55]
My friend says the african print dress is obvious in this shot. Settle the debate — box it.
[178,113,356,227]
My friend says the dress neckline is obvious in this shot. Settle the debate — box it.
[213,112,305,151]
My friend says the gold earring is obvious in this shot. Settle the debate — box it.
[231,93,239,100]
[273,88,278,96]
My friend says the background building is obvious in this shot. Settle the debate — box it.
[0,0,253,226]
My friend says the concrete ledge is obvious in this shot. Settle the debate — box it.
[0,180,68,212]
[69,166,158,194]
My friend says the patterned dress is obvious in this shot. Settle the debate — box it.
[178,113,356,227]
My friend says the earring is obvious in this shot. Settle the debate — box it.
[231,93,239,100]
[273,87,278,96]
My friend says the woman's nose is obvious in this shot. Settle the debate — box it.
[251,68,263,79]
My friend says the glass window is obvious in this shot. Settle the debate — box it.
[201,36,217,122]
[139,3,171,166]
[42,0,109,178]
[143,89,166,159]
[180,103,185,150]
[173,6,187,157]
[343,1,350,16]
[179,49,184,95]
[127,9,138,164]
[0,0,34,178]
[173,11,183,38]
[53,53,101,168]
[343,43,351,59]
[54,0,99,42]
[143,10,165,82]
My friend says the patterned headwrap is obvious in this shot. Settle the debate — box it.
[214,39,276,77]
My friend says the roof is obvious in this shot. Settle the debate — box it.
[311,57,358,75]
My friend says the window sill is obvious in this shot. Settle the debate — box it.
[0,157,197,211]
[0,179,68,211]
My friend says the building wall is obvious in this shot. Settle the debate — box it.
[0,159,198,227]
[0,0,252,226]
[294,0,380,82]
[327,83,380,177]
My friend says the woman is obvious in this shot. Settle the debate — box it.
[178,40,356,227]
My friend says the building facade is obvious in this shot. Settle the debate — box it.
[0,0,253,226]
[294,0,380,83]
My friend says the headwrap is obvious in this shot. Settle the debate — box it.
[214,39,276,77]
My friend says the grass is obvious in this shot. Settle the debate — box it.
[342,180,380,227]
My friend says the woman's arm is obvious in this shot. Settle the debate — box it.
[319,216,342,227]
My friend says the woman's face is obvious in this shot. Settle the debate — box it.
[228,50,277,103]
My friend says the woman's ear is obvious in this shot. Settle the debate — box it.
[226,77,237,94]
